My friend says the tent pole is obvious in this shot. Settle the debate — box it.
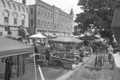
[33,52,38,80]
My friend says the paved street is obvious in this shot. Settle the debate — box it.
[0,58,68,80]
[66,54,113,80]
[56,55,94,80]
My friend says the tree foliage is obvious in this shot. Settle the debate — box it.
[75,0,120,44]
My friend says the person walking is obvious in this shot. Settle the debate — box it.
[107,45,113,64]
[79,51,84,65]
[34,42,39,61]
[4,57,13,80]
[44,45,51,66]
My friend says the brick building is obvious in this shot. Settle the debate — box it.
[28,0,74,36]
[0,0,28,36]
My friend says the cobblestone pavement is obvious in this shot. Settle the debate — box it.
[66,54,113,80]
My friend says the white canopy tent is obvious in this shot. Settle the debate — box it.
[29,33,46,38]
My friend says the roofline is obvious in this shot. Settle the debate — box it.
[36,0,53,8]
[11,0,26,6]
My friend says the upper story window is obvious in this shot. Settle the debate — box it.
[45,11,46,16]
[31,8,33,14]
[3,10,9,24]
[48,22,49,27]
[38,19,40,26]
[41,20,43,27]
[31,19,33,26]
[13,13,18,24]
[48,12,49,17]
[44,21,46,27]
[22,6,25,12]
[51,13,53,18]
[21,14,25,26]
[51,22,52,26]
[26,7,28,13]
[18,5,21,11]
[41,9,43,15]
[7,2,11,9]
[13,3,16,10]
[55,24,56,28]
[1,0,6,7]
[38,8,40,14]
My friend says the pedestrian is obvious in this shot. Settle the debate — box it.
[34,42,39,61]
[98,55,103,69]
[44,46,51,66]
[94,56,98,68]
[4,57,13,80]
[79,51,84,65]
[107,45,113,64]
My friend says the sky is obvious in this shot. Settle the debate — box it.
[13,0,83,16]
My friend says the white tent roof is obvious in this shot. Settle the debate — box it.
[29,33,46,38]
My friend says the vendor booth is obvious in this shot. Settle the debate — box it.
[48,36,83,69]
[0,36,35,80]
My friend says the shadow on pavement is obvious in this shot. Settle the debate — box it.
[26,58,66,70]
[85,66,102,71]
[35,60,64,69]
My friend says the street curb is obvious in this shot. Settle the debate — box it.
[56,55,94,80]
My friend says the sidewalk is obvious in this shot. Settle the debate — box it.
[56,55,94,80]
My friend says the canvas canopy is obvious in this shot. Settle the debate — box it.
[0,36,34,58]
[29,33,46,38]
[49,36,83,43]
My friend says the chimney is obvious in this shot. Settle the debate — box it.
[22,0,26,5]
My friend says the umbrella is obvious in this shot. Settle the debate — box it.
[49,36,83,43]
[78,35,94,40]
[29,33,46,38]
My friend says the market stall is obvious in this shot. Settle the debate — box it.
[48,36,83,69]
[0,36,34,58]
[78,35,97,56]
[0,36,35,80]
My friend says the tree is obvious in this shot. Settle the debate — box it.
[75,0,120,45]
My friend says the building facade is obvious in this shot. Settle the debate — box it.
[0,0,28,36]
[29,0,74,36]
